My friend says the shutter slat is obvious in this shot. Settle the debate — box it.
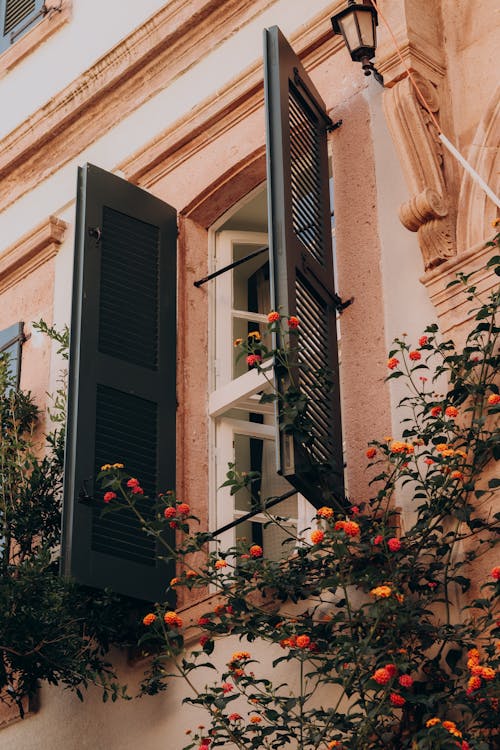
[264,26,344,507]
[62,163,177,602]
[4,0,35,33]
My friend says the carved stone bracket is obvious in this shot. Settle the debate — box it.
[384,73,455,270]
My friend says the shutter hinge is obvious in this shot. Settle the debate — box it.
[326,119,342,133]
[88,226,101,242]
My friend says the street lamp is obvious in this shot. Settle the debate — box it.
[331,0,384,85]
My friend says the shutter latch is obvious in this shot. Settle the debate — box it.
[88,227,102,242]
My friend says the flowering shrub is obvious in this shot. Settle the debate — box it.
[100,243,500,749]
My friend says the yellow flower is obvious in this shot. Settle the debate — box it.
[233,338,243,347]
[112,462,124,469]
[248,331,261,340]
[370,585,392,598]
[215,559,228,569]
[100,464,112,471]
[426,718,441,727]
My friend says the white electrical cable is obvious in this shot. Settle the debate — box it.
[439,134,500,210]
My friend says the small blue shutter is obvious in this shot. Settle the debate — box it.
[0,322,24,388]
[0,0,46,53]
[264,26,344,508]
[62,164,177,602]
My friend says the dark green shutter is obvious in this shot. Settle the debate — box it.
[62,164,177,602]
[0,0,45,52]
[264,26,344,508]
[0,322,24,388]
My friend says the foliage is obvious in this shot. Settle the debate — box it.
[0,326,134,716]
[101,239,497,749]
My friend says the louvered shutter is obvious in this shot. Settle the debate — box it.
[0,322,23,388]
[61,164,177,602]
[264,26,344,508]
[0,0,45,52]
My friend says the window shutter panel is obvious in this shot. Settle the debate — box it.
[264,26,344,508]
[62,164,177,602]
[0,0,45,52]
[0,322,23,388]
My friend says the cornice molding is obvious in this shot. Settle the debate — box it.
[0,216,67,294]
[0,0,277,211]
[0,0,345,212]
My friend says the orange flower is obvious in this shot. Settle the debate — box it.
[249,544,263,558]
[370,585,392,598]
[373,667,391,685]
[387,357,399,370]
[450,470,463,480]
[164,611,183,628]
[233,338,243,347]
[491,566,500,580]
[288,316,299,329]
[295,635,311,649]
[170,577,180,586]
[424,458,435,465]
[445,406,458,418]
[267,311,280,323]
[143,613,157,626]
[366,447,377,458]
[479,666,496,680]
[248,331,261,340]
[317,506,334,518]
[310,529,325,544]
[430,406,442,417]
[328,742,342,749]
[250,715,262,724]
[280,637,297,649]
[164,506,177,518]
[215,560,228,569]
[177,502,190,515]
[186,570,197,578]
[113,462,124,469]
[343,521,360,537]
[467,675,481,691]
[409,351,421,361]
[100,464,112,471]
[426,718,441,727]
[442,720,461,738]
[488,393,500,405]
[230,651,250,663]
[390,441,414,455]
[436,443,449,452]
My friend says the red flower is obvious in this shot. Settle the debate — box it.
[228,713,242,722]
[388,537,402,552]
[445,406,458,418]
[199,635,210,647]
[177,502,190,515]
[246,354,262,367]
[373,668,391,685]
[164,507,177,519]
[198,617,210,627]
[127,477,140,488]
[373,535,384,545]
[267,311,280,323]
[288,316,299,329]
[430,406,442,417]
[409,351,421,361]
[103,491,116,503]
[424,458,435,465]
[387,357,399,370]
[491,566,500,580]
[366,447,377,459]
[222,682,233,693]
[389,693,405,707]
[132,485,144,494]
[249,544,263,558]
[350,505,360,515]
[398,674,413,688]
[418,335,428,346]
[385,664,397,677]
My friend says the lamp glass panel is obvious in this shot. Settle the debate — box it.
[356,9,375,48]
[338,12,360,54]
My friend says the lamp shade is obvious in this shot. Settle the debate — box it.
[331,2,378,63]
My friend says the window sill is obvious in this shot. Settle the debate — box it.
[0,1,71,79]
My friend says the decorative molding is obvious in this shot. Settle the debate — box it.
[0,0,344,212]
[421,240,497,334]
[0,0,277,211]
[456,87,500,252]
[383,73,455,270]
[0,1,71,79]
[0,216,67,294]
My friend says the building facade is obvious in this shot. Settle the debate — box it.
[0,0,498,747]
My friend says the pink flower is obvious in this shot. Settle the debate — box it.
[132,485,144,494]
[222,682,233,693]
[246,354,262,367]
[103,491,116,503]
[398,674,413,688]
[418,335,428,346]
[388,538,402,552]
[373,535,384,545]
[127,477,140,488]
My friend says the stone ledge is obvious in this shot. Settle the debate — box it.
[0,215,67,294]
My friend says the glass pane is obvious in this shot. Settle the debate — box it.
[233,430,297,562]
